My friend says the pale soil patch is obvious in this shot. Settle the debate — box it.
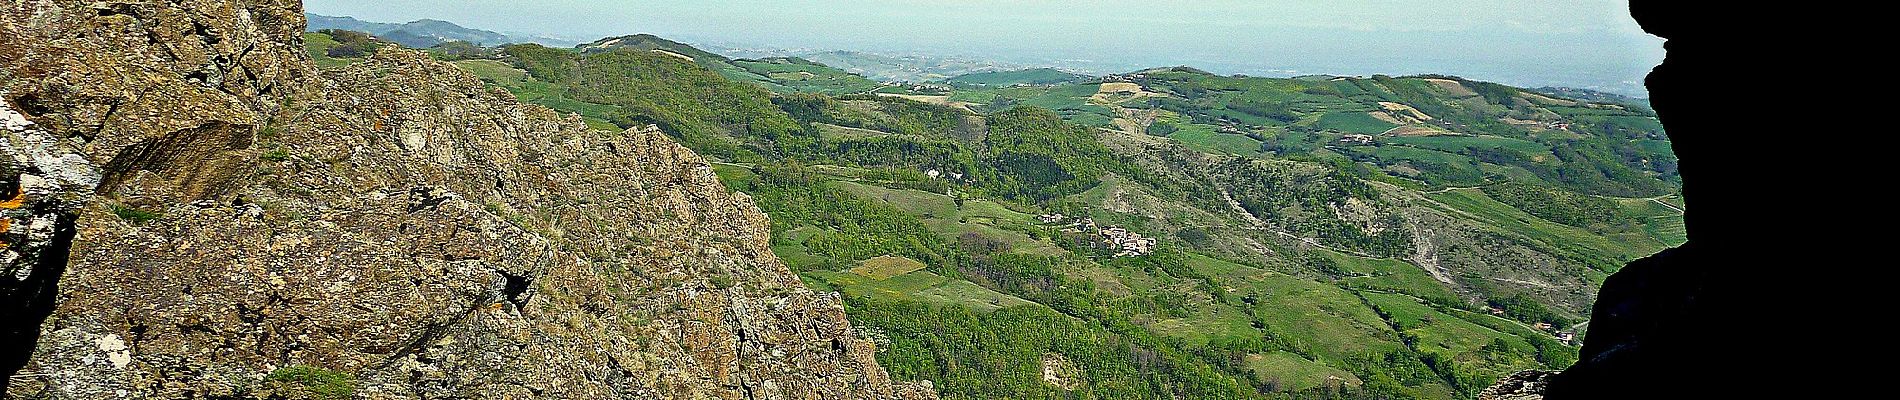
[651,49,694,62]
[1377,101,1434,121]
[875,93,978,112]
[768,71,818,81]
[1520,92,1579,106]
[1109,106,1161,137]
[1091,82,1166,104]
[1500,117,1542,127]
[1098,82,1143,93]
[1368,111,1405,125]
[1041,353,1081,390]
[1384,125,1452,137]
[1424,78,1479,97]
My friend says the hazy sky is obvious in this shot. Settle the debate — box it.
[306,0,1663,96]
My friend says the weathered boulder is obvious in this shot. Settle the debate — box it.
[2,1,933,399]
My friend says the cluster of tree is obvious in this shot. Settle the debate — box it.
[777,94,971,138]
[1145,120,1181,136]
[725,162,966,275]
[1481,182,1630,228]
[1210,157,1412,258]
[500,44,813,162]
[1226,98,1302,123]
[1466,142,1671,198]
[426,40,489,61]
[847,298,1266,399]
[316,29,386,58]
[1487,293,1574,328]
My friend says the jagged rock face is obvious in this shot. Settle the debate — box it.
[1478,370,1553,400]
[2,1,934,399]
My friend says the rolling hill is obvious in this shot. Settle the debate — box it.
[357,32,1685,400]
[946,68,1094,86]
[305,13,574,47]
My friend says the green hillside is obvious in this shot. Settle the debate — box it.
[946,68,1093,86]
[731,57,884,95]
[393,33,1684,400]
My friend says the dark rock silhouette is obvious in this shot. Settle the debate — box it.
[1540,1,1811,398]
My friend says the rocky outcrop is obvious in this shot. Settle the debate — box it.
[2,1,932,399]
[1477,370,1553,400]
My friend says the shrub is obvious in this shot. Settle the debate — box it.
[266,365,356,400]
[109,204,161,224]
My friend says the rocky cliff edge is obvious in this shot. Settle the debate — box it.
[2,1,934,399]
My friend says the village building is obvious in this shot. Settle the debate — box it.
[1098,226,1158,257]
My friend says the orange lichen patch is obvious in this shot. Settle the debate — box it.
[0,189,20,247]
[0,191,23,209]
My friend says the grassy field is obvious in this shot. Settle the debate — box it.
[733,58,882,95]
[1241,272,1403,362]
[302,32,359,69]
[1386,135,1551,155]
[709,162,758,184]
[1426,188,1667,270]
[1148,300,1260,347]
[1244,351,1363,391]
[809,269,1035,312]
[1345,145,1487,186]
[770,226,830,271]
[831,180,1065,255]
[1360,292,1544,384]
[1363,292,1532,357]
[1324,250,1458,302]
[1166,123,1265,156]
[1317,112,1398,134]
[946,84,1116,126]
[1615,196,1689,246]
[852,255,930,280]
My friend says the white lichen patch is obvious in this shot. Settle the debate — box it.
[94,334,132,368]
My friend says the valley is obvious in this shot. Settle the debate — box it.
[304,26,1680,400]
